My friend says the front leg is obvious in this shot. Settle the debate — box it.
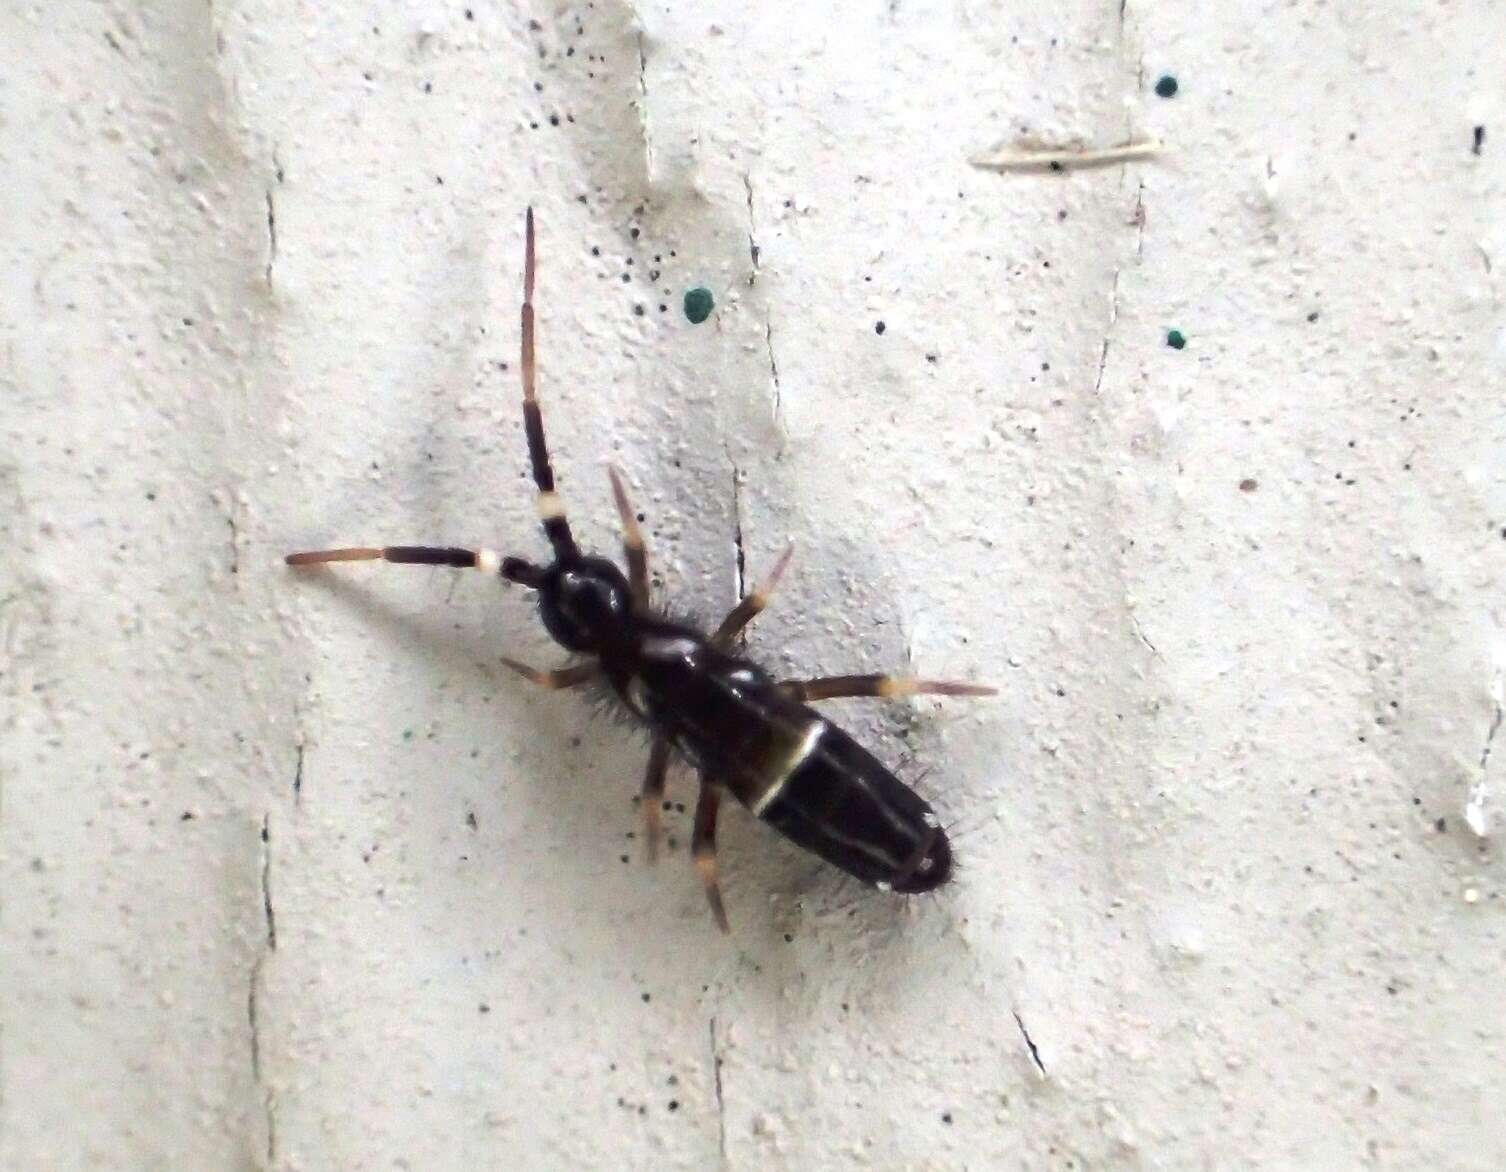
[712,544,795,648]
[640,738,670,862]
[498,658,598,690]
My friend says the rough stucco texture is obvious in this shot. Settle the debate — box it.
[4,1,1505,1168]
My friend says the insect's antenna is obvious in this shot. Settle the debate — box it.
[521,207,578,562]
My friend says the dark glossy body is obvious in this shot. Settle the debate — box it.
[606,613,952,892]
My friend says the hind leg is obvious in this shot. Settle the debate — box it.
[692,778,731,933]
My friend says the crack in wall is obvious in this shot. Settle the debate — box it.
[635,31,654,178]
[709,1015,727,1166]
[729,461,746,602]
[250,813,279,1163]
[1130,611,1160,658]
[742,172,760,279]
[1479,703,1502,772]
[1092,183,1145,399]
[264,188,277,288]
[259,814,277,950]
[226,506,240,576]
[763,320,781,425]
[1012,1009,1046,1076]
[1466,674,1502,835]
[291,740,304,805]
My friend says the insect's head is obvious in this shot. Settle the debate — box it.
[537,556,632,651]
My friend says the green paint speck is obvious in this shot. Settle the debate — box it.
[1166,329,1187,350]
[1155,74,1179,98]
[402,729,414,741]
[683,286,714,324]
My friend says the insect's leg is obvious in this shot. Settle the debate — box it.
[711,543,795,648]
[780,674,997,701]
[607,466,650,608]
[691,778,731,933]
[285,545,540,584]
[498,658,598,690]
[640,738,670,862]
[520,208,578,561]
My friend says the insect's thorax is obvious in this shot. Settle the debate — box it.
[603,620,814,811]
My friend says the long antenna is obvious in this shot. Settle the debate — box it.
[520,207,577,560]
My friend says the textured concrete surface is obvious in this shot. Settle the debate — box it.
[5,1,1504,1168]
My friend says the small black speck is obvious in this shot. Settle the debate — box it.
[1307,311,1320,323]
[874,320,886,335]
[145,491,156,501]
[1049,160,1063,172]
[529,122,539,130]
[641,992,651,1003]
[1041,362,1050,372]
[667,1100,679,1112]
[423,81,433,94]
[620,273,631,283]
[549,114,560,126]
[478,1003,490,1013]
[1435,817,1447,833]
[783,933,793,942]
[180,811,194,821]
[942,1112,953,1125]
[925,353,937,364]
[466,811,478,830]
[1057,208,1068,220]
[1472,125,1486,156]
[591,246,601,257]
[620,854,630,863]
[465,8,474,19]
[630,227,641,240]
[633,305,645,316]
[1154,74,1178,99]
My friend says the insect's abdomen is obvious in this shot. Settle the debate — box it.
[618,623,951,893]
[752,718,952,893]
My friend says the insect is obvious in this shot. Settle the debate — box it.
[286,209,994,931]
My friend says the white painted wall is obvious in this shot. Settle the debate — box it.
[5,1,1504,1168]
